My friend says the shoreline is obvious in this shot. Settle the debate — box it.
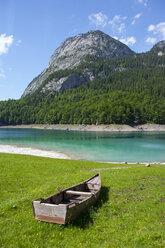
[0,144,70,160]
[0,123,165,132]
[0,144,164,165]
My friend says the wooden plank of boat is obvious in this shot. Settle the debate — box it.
[66,190,93,196]
[32,173,101,224]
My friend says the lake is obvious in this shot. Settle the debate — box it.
[0,128,165,162]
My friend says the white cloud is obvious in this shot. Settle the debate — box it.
[109,15,127,34]
[109,15,120,25]
[135,13,142,19]
[132,13,142,25]
[146,37,157,44]
[88,12,108,27]
[0,68,5,79]
[131,20,135,25]
[148,22,165,40]
[109,15,126,25]
[88,13,128,34]
[16,39,22,46]
[0,34,14,55]
[120,36,136,46]
[137,0,148,7]
[118,23,125,33]
[0,73,5,79]
[148,25,155,32]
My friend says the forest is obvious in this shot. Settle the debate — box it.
[0,51,165,126]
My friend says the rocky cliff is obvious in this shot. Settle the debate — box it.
[48,30,135,70]
[149,40,165,56]
[22,30,135,97]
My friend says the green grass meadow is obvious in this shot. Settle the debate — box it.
[0,153,165,248]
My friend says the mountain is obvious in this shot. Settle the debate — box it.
[0,32,165,126]
[22,31,165,98]
[0,31,164,126]
[149,40,165,56]
[22,30,135,97]
[48,30,135,69]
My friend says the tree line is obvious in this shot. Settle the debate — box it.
[0,52,165,126]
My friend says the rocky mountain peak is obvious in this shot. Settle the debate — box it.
[22,30,135,97]
[48,30,135,70]
[150,40,165,56]
[154,40,165,49]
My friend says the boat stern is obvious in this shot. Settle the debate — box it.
[32,199,67,224]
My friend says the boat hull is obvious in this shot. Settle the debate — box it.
[32,173,101,224]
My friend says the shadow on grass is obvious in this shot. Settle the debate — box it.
[66,186,110,229]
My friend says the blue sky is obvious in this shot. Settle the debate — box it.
[0,0,165,100]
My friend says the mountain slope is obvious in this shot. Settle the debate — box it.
[0,38,165,125]
[48,30,135,69]
[1,65,165,126]
[149,40,165,56]
[1,31,164,126]
[22,30,135,97]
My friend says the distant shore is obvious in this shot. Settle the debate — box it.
[0,123,165,132]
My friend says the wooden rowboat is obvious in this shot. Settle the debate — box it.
[32,173,101,224]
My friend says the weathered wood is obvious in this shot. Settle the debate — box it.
[35,215,65,224]
[66,190,100,221]
[66,190,93,196]
[32,173,101,224]
[33,201,66,218]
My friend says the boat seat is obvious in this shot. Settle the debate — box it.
[59,196,85,206]
[66,190,93,196]
[59,201,79,206]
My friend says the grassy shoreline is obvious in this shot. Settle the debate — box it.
[1,123,165,132]
[0,153,165,247]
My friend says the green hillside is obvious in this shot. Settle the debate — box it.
[0,51,165,126]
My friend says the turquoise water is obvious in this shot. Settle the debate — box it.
[0,128,165,162]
